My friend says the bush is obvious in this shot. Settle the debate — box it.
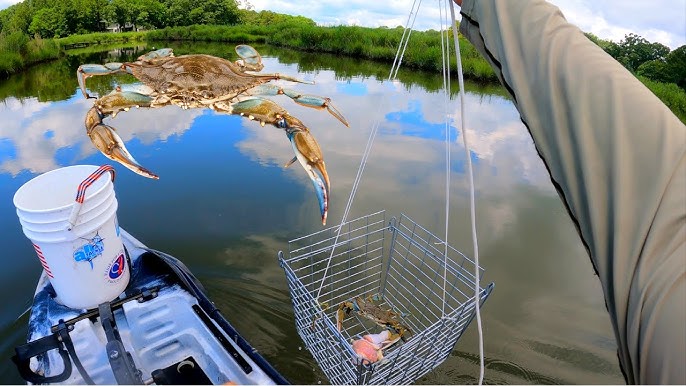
[638,76,686,123]
[1,30,30,54]
[0,31,60,76]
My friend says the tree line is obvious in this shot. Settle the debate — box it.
[0,0,251,38]
[0,0,684,92]
[587,32,685,90]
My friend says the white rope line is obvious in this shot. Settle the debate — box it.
[439,0,452,319]
[449,1,485,384]
[392,0,422,80]
[314,0,423,302]
[390,0,421,80]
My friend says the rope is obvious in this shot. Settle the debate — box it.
[448,1,485,384]
[312,5,486,385]
[438,0,452,321]
[314,0,424,302]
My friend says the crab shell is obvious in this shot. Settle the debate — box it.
[352,338,383,364]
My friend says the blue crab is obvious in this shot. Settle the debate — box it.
[77,45,349,225]
[336,294,412,339]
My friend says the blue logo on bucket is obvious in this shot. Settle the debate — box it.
[73,234,105,269]
[108,253,126,280]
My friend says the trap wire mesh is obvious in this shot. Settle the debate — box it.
[279,211,494,385]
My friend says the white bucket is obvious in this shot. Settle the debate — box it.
[13,165,130,309]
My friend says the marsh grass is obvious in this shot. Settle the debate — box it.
[57,31,147,47]
[3,24,684,123]
[638,76,686,123]
[0,31,59,76]
[146,24,499,82]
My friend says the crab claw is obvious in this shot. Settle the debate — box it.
[230,98,331,224]
[282,90,350,128]
[285,128,330,225]
[85,107,159,179]
[235,44,264,72]
[337,302,353,332]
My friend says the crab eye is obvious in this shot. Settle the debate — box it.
[277,118,288,129]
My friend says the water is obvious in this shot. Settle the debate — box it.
[0,43,624,384]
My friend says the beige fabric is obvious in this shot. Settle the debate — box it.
[458,0,686,384]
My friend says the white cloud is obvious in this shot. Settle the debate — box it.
[1,0,682,48]
[0,96,202,176]
[247,0,685,49]
[549,0,686,48]
[0,0,20,10]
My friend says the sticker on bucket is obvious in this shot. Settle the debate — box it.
[73,233,105,269]
[105,252,126,282]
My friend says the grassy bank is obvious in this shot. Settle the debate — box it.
[56,31,147,47]
[638,76,686,122]
[0,31,60,76]
[2,25,685,123]
[147,24,498,82]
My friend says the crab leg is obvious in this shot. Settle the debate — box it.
[136,48,174,62]
[248,84,349,127]
[77,49,175,98]
[77,63,131,98]
[85,91,159,179]
[224,98,331,225]
[234,44,264,72]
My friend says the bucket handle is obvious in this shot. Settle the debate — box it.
[67,165,116,231]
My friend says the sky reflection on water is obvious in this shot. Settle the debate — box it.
[0,48,623,384]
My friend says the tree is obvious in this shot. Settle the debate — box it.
[136,0,167,29]
[240,10,315,27]
[615,33,670,72]
[108,0,133,30]
[637,59,671,83]
[74,0,109,33]
[165,0,192,26]
[29,8,66,38]
[3,1,33,33]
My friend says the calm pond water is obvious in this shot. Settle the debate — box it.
[0,43,624,384]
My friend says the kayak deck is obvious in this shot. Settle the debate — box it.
[14,229,287,385]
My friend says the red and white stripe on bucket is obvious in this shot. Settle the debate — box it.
[33,243,54,278]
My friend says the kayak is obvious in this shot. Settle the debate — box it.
[12,228,289,385]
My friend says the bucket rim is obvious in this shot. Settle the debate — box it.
[20,200,119,242]
[13,165,111,213]
[19,193,117,232]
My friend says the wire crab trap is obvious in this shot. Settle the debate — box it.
[278,210,494,385]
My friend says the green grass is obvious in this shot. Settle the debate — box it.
[638,76,686,123]
[2,25,684,124]
[0,31,60,77]
[56,31,146,47]
[146,25,268,43]
[144,24,499,82]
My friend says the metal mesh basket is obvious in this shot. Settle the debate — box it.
[279,210,494,385]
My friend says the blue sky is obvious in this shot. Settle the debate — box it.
[1,0,684,48]
[247,0,685,49]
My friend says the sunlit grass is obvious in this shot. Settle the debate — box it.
[56,31,146,47]
[0,31,60,76]
[638,76,686,123]
[2,24,684,124]
[145,24,499,82]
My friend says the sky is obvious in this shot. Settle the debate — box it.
[246,0,686,49]
[0,0,684,49]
